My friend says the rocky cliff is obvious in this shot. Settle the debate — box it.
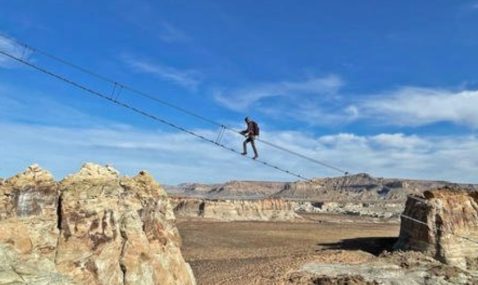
[394,187,478,270]
[171,197,299,221]
[0,164,195,285]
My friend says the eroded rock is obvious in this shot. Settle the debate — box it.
[172,197,299,221]
[0,164,69,284]
[394,187,478,270]
[0,164,195,285]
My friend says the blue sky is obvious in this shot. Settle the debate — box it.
[1,0,478,184]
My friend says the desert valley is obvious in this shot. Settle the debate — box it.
[1,164,477,284]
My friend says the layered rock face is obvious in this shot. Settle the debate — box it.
[0,164,195,285]
[0,165,66,284]
[394,187,478,269]
[171,197,299,221]
[165,181,286,199]
[294,201,403,219]
[274,173,466,202]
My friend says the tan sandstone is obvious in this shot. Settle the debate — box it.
[394,187,478,269]
[172,197,299,221]
[0,163,195,285]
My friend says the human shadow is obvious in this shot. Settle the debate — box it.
[317,237,398,256]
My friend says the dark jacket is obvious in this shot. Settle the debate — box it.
[241,121,255,136]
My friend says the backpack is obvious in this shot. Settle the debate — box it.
[251,121,260,136]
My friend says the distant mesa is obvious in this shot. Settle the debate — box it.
[165,172,476,202]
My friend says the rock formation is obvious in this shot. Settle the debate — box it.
[171,197,299,221]
[0,163,195,285]
[165,181,286,199]
[0,164,66,284]
[294,201,403,219]
[165,173,476,202]
[394,187,478,270]
[295,251,476,285]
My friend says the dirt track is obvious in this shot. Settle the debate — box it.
[177,214,400,285]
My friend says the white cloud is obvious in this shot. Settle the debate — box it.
[0,122,275,184]
[1,118,477,185]
[158,23,190,43]
[295,132,477,183]
[369,133,429,149]
[359,87,478,128]
[215,78,478,128]
[0,35,31,68]
[214,75,353,125]
[0,84,118,127]
[215,75,343,111]
[122,55,201,91]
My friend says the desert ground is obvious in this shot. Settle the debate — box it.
[177,214,400,285]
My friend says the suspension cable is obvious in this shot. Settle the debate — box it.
[0,48,312,182]
[400,195,478,245]
[400,214,478,245]
[3,44,478,245]
[0,33,349,176]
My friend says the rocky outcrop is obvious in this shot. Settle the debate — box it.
[0,164,195,285]
[171,197,299,221]
[294,201,403,219]
[394,187,478,270]
[0,164,67,284]
[295,251,476,285]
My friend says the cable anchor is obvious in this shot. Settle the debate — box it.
[110,82,123,101]
[215,125,226,144]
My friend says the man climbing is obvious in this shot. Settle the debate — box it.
[240,117,259,159]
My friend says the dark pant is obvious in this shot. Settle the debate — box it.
[243,136,258,157]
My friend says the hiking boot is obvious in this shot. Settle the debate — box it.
[253,155,258,159]
[241,152,247,155]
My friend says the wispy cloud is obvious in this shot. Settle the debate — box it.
[215,75,343,111]
[214,75,352,125]
[0,83,115,127]
[215,75,478,128]
[311,132,478,182]
[358,87,478,128]
[158,23,190,43]
[1,120,477,184]
[123,55,201,91]
[468,1,478,10]
[1,80,476,184]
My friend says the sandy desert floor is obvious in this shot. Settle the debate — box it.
[177,214,400,285]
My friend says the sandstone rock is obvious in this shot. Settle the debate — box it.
[0,164,58,219]
[0,164,71,284]
[172,197,299,221]
[298,257,475,285]
[294,201,403,219]
[0,164,195,285]
[394,187,478,270]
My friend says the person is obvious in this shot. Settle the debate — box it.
[240,117,259,159]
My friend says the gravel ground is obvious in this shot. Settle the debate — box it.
[177,214,400,285]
